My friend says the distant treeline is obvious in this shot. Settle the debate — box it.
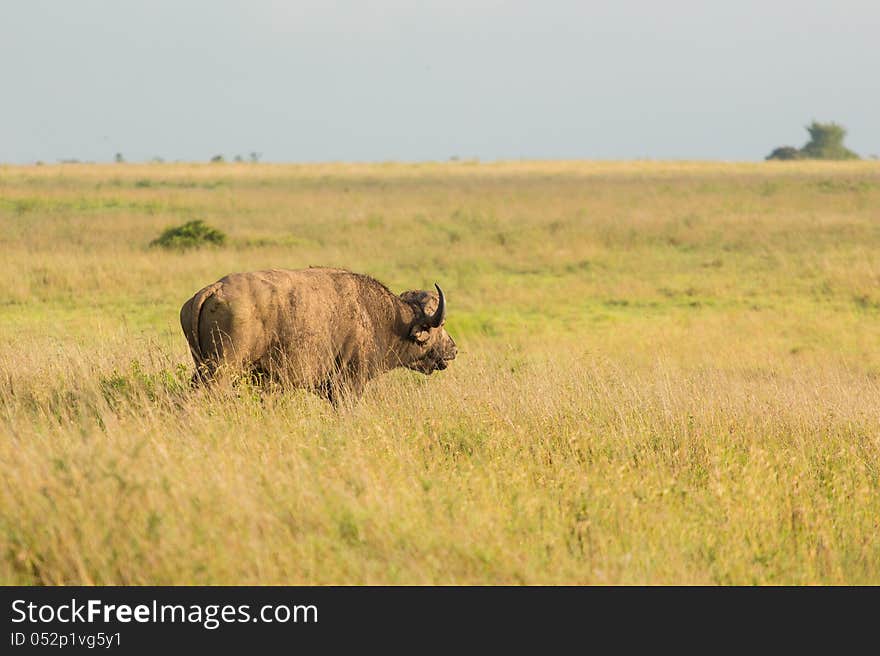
[46,152,263,165]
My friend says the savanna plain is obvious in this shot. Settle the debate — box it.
[1,160,879,584]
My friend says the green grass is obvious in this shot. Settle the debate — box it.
[1,160,879,583]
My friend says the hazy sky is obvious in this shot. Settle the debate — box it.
[2,1,877,163]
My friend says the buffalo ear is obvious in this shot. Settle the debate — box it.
[409,324,431,344]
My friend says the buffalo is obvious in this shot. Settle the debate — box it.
[180,267,457,403]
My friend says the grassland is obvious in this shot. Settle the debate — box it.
[1,160,879,584]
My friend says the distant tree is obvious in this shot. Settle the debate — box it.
[115,152,125,163]
[210,154,225,163]
[800,121,859,160]
[150,156,165,163]
[234,154,244,163]
[766,121,859,161]
[249,151,261,163]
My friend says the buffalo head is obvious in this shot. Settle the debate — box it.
[400,284,457,375]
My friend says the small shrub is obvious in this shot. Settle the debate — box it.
[766,146,802,161]
[150,219,227,250]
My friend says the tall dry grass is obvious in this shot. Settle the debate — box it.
[1,161,879,583]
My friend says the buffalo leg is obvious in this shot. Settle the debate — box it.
[316,376,364,407]
[317,379,337,406]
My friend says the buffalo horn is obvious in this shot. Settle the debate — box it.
[427,283,446,327]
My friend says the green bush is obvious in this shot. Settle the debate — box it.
[150,220,227,250]
[765,146,802,161]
